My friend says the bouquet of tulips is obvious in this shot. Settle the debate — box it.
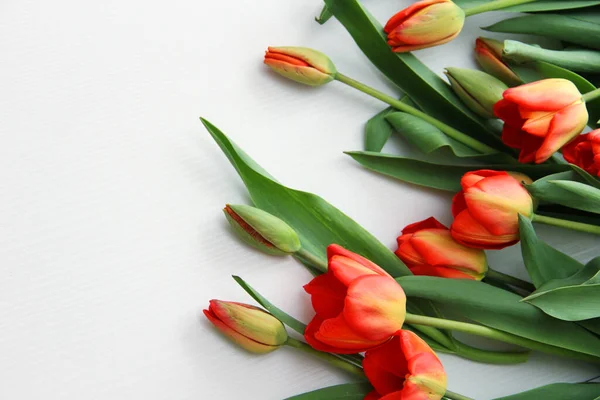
[202,0,600,398]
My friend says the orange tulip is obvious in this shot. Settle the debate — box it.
[303,244,406,354]
[264,46,337,86]
[450,170,533,250]
[494,79,588,163]
[204,300,288,354]
[563,130,600,177]
[474,37,522,87]
[396,217,487,280]
[363,330,447,400]
[384,0,465,53]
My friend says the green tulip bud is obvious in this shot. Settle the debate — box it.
[223,204,301,256]
[445,67,508,119]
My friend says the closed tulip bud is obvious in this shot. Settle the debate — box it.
[450,170,534,250]
[563,130,600,177]
[494,79,588,163]
[384,0,465,53]
[224,204,301,256]
[304,244,406,354]
[264,46,337,86]
[363,330,447,400]
[396,217,487,280]
[203,300,288,354]
[475,37,522,87]
[445,67,508,119]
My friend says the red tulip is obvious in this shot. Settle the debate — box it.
[204,300,288,354]
[303,244,406,354]
[563,130,600,177]
[396,217,487,280]
[384,0,465,53]
[363,330,447,400]
[450,170,534,250]
[494,79,588,163]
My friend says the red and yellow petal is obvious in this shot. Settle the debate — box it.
[451,191,467,217]
[395,235,426,266]
[363,335,409,395]
[451,209,518,250]
[402,217,447,234]
[327,244,390,278]
[384,0,448,33]
[460,170,507,190]
[503,79,582,112]
[303,273,346,319]
[535,101,588,163]
[314,314,389,352]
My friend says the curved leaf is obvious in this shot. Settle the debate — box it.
[456,0,600,12]
[397,275,600,358]
[201,118,410,278]
[504,41,600,74]
[364,107,395,152]
[286,383,372,400]
[494,382,600,400]
[527,179,600,214]
[484,14,600,50]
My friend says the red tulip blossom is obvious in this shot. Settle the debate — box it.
[494,79,588,163]
[563,130,600,177]
[450,170,533,250]
[303,244,406,354]
[363,330,447,400]
[396,217,487,280]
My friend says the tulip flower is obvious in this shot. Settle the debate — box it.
[494,79,588,163]
[384,0,465,53]
[563,130,600,177]
[204,300,288,354]
[263,46,337,86]
[445,67,507,119]
[303,244,406,354]
[396,217,487,280]
[363,330,447,400]
[224,204,301,256]
[450,170,534,250]
[474,37,522,87]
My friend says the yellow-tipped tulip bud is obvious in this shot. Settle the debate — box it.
[475,37,522,87]
[264,46,337,86]
[445,67,507,119]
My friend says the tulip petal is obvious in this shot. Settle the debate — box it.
[264,52,309,67]
[389,3,462,46]
[494,99,524,127]
[327,244,390,278]
[395,236,426,266]
[401,380,443,400]
[384,0,448,33]
[501,124,524,149]
[402,217,447,234]
[460,170,506,190]
[451,210,518,250]
[303,273,346,319]
[363,335,408,395]
[314,314,388,352]
[329,255,382,286]
[344,275,406,341]
[365,391,383,400]
[451,191,467,217]
[304,316,354,354]
[522,111,553,137]
[518,134,544,164]
[503,79,582,112]
[535,102,588,163]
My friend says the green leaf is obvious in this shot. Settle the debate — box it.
[571,164,600,189]
[324,0,507,150]
[315,5,333,25]
[201,118,410,278]
[503,40,600,74]
[493,382,600,400]
[532,62,600,129]
[518,215,584,288]
[527,179,600,214]
[285,383,373,400]
[456,0,600,12]
[396,275,600,358]
[483,14,600,50]
[364,106,395,152]
[232,276,306,334]
[346,151,571,192]
[580,318,600,336]
[522,258,600,321]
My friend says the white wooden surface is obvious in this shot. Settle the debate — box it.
[0,1,598,399]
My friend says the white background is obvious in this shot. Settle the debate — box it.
[0,0,599,399]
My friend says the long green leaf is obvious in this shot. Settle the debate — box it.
[527,179,600,214]
[285,383,373,400]
[494,382,600,400]
[504,40,600,74]
[364,106,395,152]
[346,151,570,192]
[483,14,600,50]
[201,118,410,278]
[456,0,600,12]
[396,275,600,358]
[324,0,507,150]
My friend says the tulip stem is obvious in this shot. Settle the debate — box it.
[295,248,328,273]
[285,337,365,377]
[404,313,600,363]
[486,268,535,292]
[583,87,600,103]
[463,0,537,16]
[533,214,600,235]
[444,390,474,400]
[334,73,499,155]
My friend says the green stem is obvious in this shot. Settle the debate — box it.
[295,248,328,273]
[444,390,474,400]
[486,268,535,292]
[533,213,600,235]
[451,340,530,364]
[463,0,537,16]
[335,73,498,154]
[583,87,600,103]
[404,313,599,363]
[285,337,365,377]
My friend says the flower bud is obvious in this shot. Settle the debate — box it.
[563,130,600,177]
[384,0,465,53]
[224,204,301,256]
[264,46,337,86]
[204,300,288,354]
[445,67,507,119]
[475,37,522,87]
